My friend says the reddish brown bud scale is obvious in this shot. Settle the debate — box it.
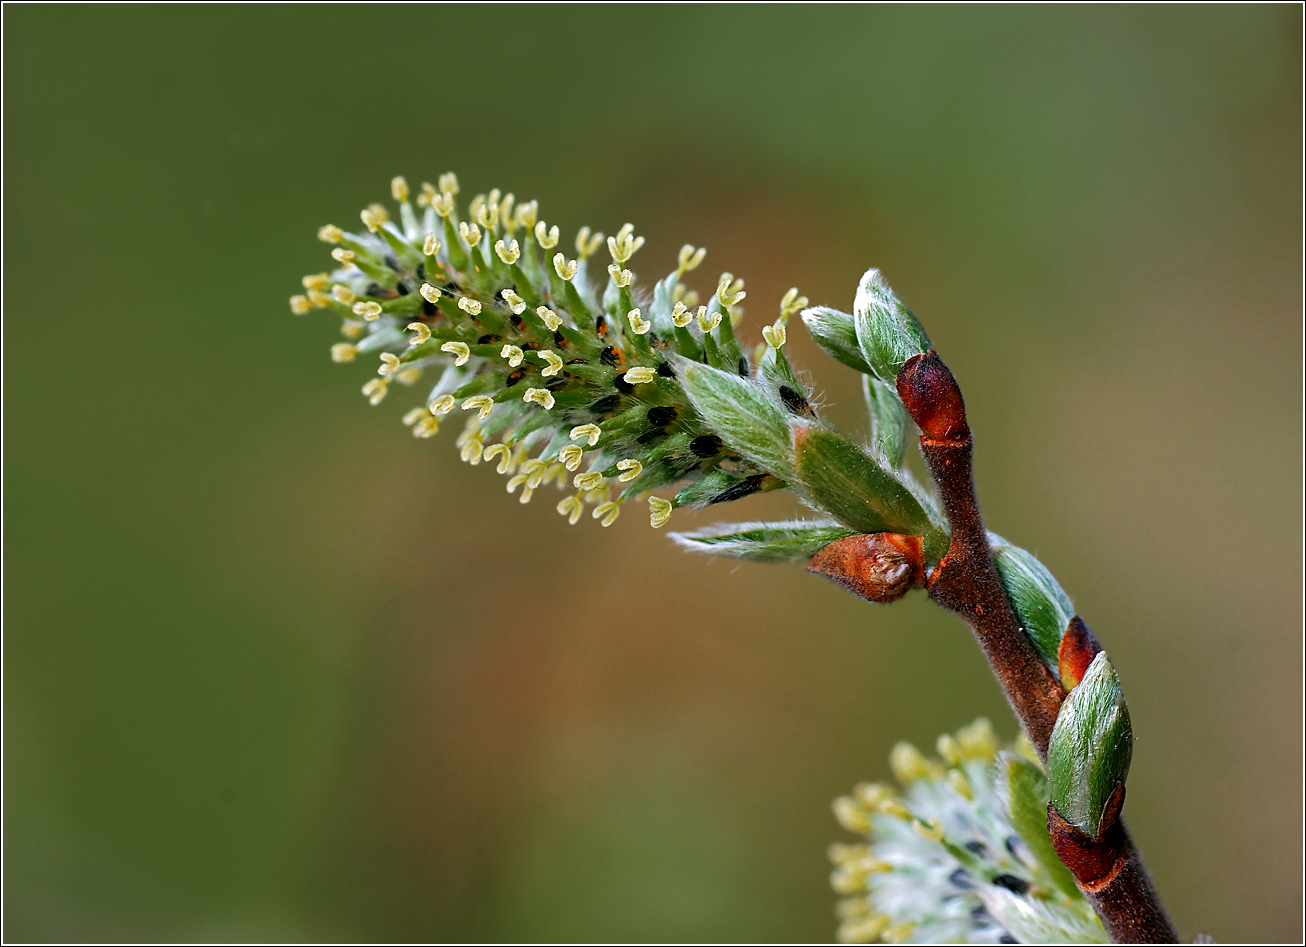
[896,351,969,442]
[1048,785,1128,890]
[1058,616,1103,689]
[808,533,925,603]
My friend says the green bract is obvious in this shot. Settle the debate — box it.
[991,539,1075,670]
[1047,653,1133,839]
[853,267,932,386]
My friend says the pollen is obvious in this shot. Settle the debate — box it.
[441,341,471,365]
[534,221,559,249]
[648,495,673,528]
[407,323,432,345]
[331,343,358,363]
[677,244,707,273]
[553,253,577,281]
[697,306,722,332]
[537,307,563,331]
[413,416,440,438]
[289,294,312,315]
[423,233,441,256]
[459,395,493,420]
[474,201,498,231]
[570,423,601,446]
[353,301,383,320]
[573,471,606,491]
[539,349,564,376]
[367,203,389,223]
[378,353,402,375]
[622,366,657,385]
[390,176,410,203]
[362,377,389,405]
[302,273,331,291]
[593,500,621,527]
[430,394,456,415]
[558,444,584,471]
[457,297,482,315]
[494,239,521,266]
[575,226,604,259]
[762,323,787,349]
[332,284,358,305]
[626,308,651,335]
[500,344,525,367]
[523,388,555,410]
[419,283,442,304]
[556,494,584,525]
[459,221,482,247]
[438,172,459,196]
[671,302,693,327]
[607,264,633,287]
[332,247,356,264]
[616,459,643,482]
[360,208,384,233]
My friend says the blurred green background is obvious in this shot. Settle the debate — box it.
[4,5,1301,943]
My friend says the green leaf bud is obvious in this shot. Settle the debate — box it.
[853,268,931,386]
[670,519,858,563]
[991,539,1075,671]
[800,305,875,376]
[1047,653,1132,839]
[793,426,937,538]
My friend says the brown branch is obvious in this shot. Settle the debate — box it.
[906,352,1178,943]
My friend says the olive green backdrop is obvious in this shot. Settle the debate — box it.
[4,5,1301,943]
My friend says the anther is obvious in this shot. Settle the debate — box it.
[307,289,332,308]
[558,444,584,470]
[616,459,643,482]
[515,200,538,230]
[500,344,524,367]
[302,273,331,291]
[626,308,650,335]
[671,302,693,327]
[575,226,604,259]
[523,388,555,410]
[462,395,494,420]
[483,443,512,473]
[622,366,657,385]
[607,264,633,287]
[353,301,383,320]
[331,343,358,363]
[592,500,620,527]
[419,283,441,304]
[606,223,644,263]
[459,221,482,246]
[423,233,441,256]
[438,172,459,196]
[340,320,364,339]
[534,222,559,249]
[762,324,787,349]
[573,471,606,491]
[677,244,707,273]
[360,209,384,233]
[553,253,577,281]
[780,287,808,319]
[430,192,454,218]
[430,394,456,415]
[391,176,410,203]
[378,353,402,375]
[539,350,563,376]
[457,297,482,315]
[696,306,721,332]
[495,239,521,265]
[402,406,427,426]
[318,224,344,244]
[332,284,357,305]
[331,248,356,264]
[412,416,440,438]
[557,494,583,525]
[501,288,527,314]
[407,323,432,344]
[570,423,601,446]
[361,378,389,405]
[290,295,312,315]
[716,273,746,306]
[441,341,471,365]
[648,495,673,528]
